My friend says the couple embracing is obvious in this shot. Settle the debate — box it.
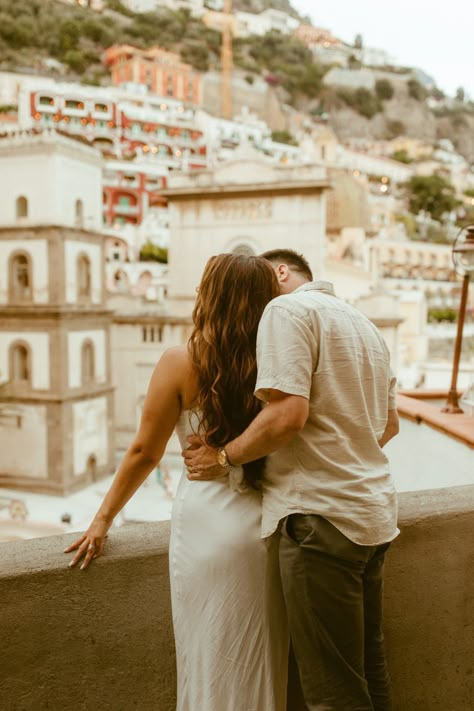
[66,249,399,711]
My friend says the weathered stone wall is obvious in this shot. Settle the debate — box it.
[1,485,473,711]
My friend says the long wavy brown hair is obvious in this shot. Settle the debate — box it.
[188,253,280,488]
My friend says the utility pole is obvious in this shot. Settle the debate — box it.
[221,0,233,119]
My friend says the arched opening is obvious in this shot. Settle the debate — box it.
[81,340,95,385]
[75,199,84,228]
[113,269,129,292]
[137,270,153,295]
[10,342,31,384]
[77,253,92,302]
[9,252,33,303]
[16,196,28,220]
[231,243,256,257]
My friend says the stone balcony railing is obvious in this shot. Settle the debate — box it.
[2,485,473,711]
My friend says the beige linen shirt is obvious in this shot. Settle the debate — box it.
[255,281,399,546]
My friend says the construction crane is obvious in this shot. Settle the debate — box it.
[221,0,233,119]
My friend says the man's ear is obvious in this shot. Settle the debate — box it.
[276,264,290,283]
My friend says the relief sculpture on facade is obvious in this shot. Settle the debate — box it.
[213,199,273,222]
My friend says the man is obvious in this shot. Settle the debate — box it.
[184,249,399,711]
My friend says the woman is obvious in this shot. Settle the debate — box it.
[65,253,289,711]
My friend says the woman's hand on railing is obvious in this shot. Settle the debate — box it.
[63,515,112,570]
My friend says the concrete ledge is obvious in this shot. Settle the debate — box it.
[2,486,474,711]
[1,523,176,711]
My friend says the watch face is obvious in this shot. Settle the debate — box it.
[217,449,227,467]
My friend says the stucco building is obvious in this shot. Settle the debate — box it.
[0,133,114,494]
[164,143,330,315]
[104,45,202,105]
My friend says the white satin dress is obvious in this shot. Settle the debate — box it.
[169,411,288,711]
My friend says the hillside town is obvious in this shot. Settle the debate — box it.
[0,0,473,540]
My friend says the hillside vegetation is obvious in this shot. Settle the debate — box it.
[0,0,221,81]
[0,0,325,102]
[1,0,474,160]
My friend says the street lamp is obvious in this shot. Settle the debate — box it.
[442,224,474,413]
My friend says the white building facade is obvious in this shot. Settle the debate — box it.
[0,131,103,231]
[0,133,114,495]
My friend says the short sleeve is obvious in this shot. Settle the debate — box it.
[388,370,397,410]
[255,304,317,402]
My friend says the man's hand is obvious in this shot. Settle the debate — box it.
[182,436,225,480]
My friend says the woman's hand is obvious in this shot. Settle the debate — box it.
[63,514,113,570]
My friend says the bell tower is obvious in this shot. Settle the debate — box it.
[0,131,115,495]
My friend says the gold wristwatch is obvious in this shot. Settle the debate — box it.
[217,447,232,470]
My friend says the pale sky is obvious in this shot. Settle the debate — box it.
[292,0,474,98]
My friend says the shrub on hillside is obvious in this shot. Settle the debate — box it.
[337,87,381,119]
[375,79,394,101]
[392,149,412,164]
[385,119,405,139]
[408,79,428,101]
[236,31,325,103]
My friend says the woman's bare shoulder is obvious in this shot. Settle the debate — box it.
[157,345,197,407]
[157,345,191,376]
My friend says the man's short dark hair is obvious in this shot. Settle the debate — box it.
[260,249,313,281]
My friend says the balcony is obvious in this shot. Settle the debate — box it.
[113,203,139,216]
[2,481,473,711]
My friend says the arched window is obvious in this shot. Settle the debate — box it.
[9,252,33,303]
[113,269,128,292]
[10,342,31,384]
[77,253,91,302]
[81,340,95,385]
[75,199,84,228]
[16,196,28,220]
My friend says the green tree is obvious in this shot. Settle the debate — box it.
[181,40,209,71]
[271,130,298,146]
[63,49,89,73]
[455,86,465,102]
[375,79,394,101]
[347,54,362,69]
[385,119,405,139]
[354,33,363,49]
[139,242,168,263]
[428,307,457,323]
[104,0,135,16]
[404,175,459,222]
[407,79,427,101]
[337,88,381,119]
[392,149,412,164]
[59,20,80,52]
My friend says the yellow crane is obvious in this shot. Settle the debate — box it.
[221,0,233,119]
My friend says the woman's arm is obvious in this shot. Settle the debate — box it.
[65,347,186,569]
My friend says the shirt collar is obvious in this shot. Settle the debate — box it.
[294,280,335,296]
